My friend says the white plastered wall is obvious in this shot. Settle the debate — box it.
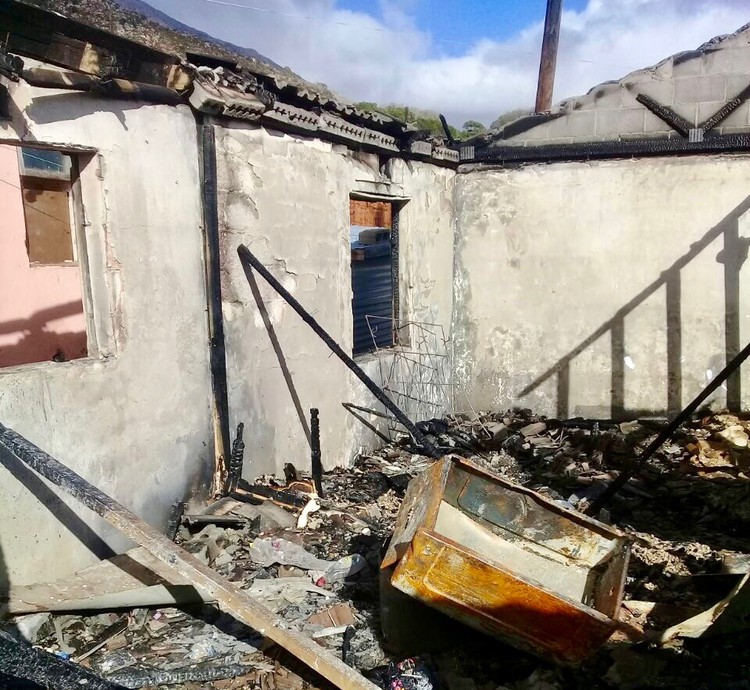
[453,155,750,419]
[215,123,456,475]
[0,77,214,586]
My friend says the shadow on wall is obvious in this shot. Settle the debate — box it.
[0,443,116,574]
[0,300,87,368]
[519,196,750,420]
[24,91,140,130]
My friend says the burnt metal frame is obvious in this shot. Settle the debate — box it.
[342,402,395,445]
[473,82,750,164]
[636,93,694,138]
[588,338,750,515]
[473,132,750,164]
[237,243,438,456]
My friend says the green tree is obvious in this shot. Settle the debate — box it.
[354,101,461,139]
[490,108,533,130]
[461,120,487,137]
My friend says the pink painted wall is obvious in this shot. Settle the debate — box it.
[0,144,87,368]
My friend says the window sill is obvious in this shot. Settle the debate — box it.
[0,354,111,376]
[353,344,412,364]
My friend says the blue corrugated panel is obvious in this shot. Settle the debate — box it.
[352,244,393,354]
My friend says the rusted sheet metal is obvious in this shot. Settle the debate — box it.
[384,457,630,665]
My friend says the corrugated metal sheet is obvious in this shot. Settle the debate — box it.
[352,246,393,354]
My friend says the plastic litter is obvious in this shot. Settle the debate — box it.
[248,538,367,585]
[313,554,368,586]
[369,657,436,690]
[248,538,331,571]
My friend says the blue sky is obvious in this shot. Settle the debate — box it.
[140,0,748,126]
[337,0,588,53]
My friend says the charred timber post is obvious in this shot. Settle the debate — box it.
[535,0,563,113]
[227,422,245,494]
[310,408,324,497]
[236,244,439,457]
[587,339,750,516]
[200,123,232,496]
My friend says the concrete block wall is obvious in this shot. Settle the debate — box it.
[494,23,750,146]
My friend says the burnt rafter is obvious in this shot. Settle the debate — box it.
[636,93,693,137]
[701,82,750,132]
[637,82,750,139]
[0,50,23,81]
[0,2,189,89]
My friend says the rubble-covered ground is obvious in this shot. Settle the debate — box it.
[7,410,750,689]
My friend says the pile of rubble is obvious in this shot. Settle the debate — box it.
[5,409,750,689]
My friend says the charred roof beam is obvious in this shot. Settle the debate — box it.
[701,81,750,132]
[636,93,693,138]
[637,81,750,142]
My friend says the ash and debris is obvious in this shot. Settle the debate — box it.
[11,409,750,689]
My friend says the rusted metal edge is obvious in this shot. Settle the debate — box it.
[453,457,626,540]
[407,525,619,625]
[391,528,618,664]
[381,459,449,569]
[0,423,379,690]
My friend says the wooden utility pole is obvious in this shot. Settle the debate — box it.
[534,0,563,113]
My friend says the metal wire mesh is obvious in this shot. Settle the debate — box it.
[365,316,453,432]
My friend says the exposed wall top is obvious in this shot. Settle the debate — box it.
[0,0,458,165]
[467,22,750,161]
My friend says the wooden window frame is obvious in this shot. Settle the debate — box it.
[18,147,80,267]
[0,140,113,369]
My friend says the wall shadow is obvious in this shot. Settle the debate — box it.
[242,266,311,447]
[0,300,87,368]
[24,92,141,130]
[518,196,750,419]
[0,444,115,565]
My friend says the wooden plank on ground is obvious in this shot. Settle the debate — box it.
[0,423,378,690]
[6,546,212,614]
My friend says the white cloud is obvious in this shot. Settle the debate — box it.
[153,0,749,126]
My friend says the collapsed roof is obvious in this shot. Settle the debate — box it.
[1,0,458,165]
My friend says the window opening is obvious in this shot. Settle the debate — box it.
[350,199,395,355]
[0,144,88,368]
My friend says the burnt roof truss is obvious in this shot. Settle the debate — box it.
[635,93,693,138]
[637,81,750,142]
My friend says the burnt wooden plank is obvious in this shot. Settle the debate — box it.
[0,423,379,690]
[0,4,187,86]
